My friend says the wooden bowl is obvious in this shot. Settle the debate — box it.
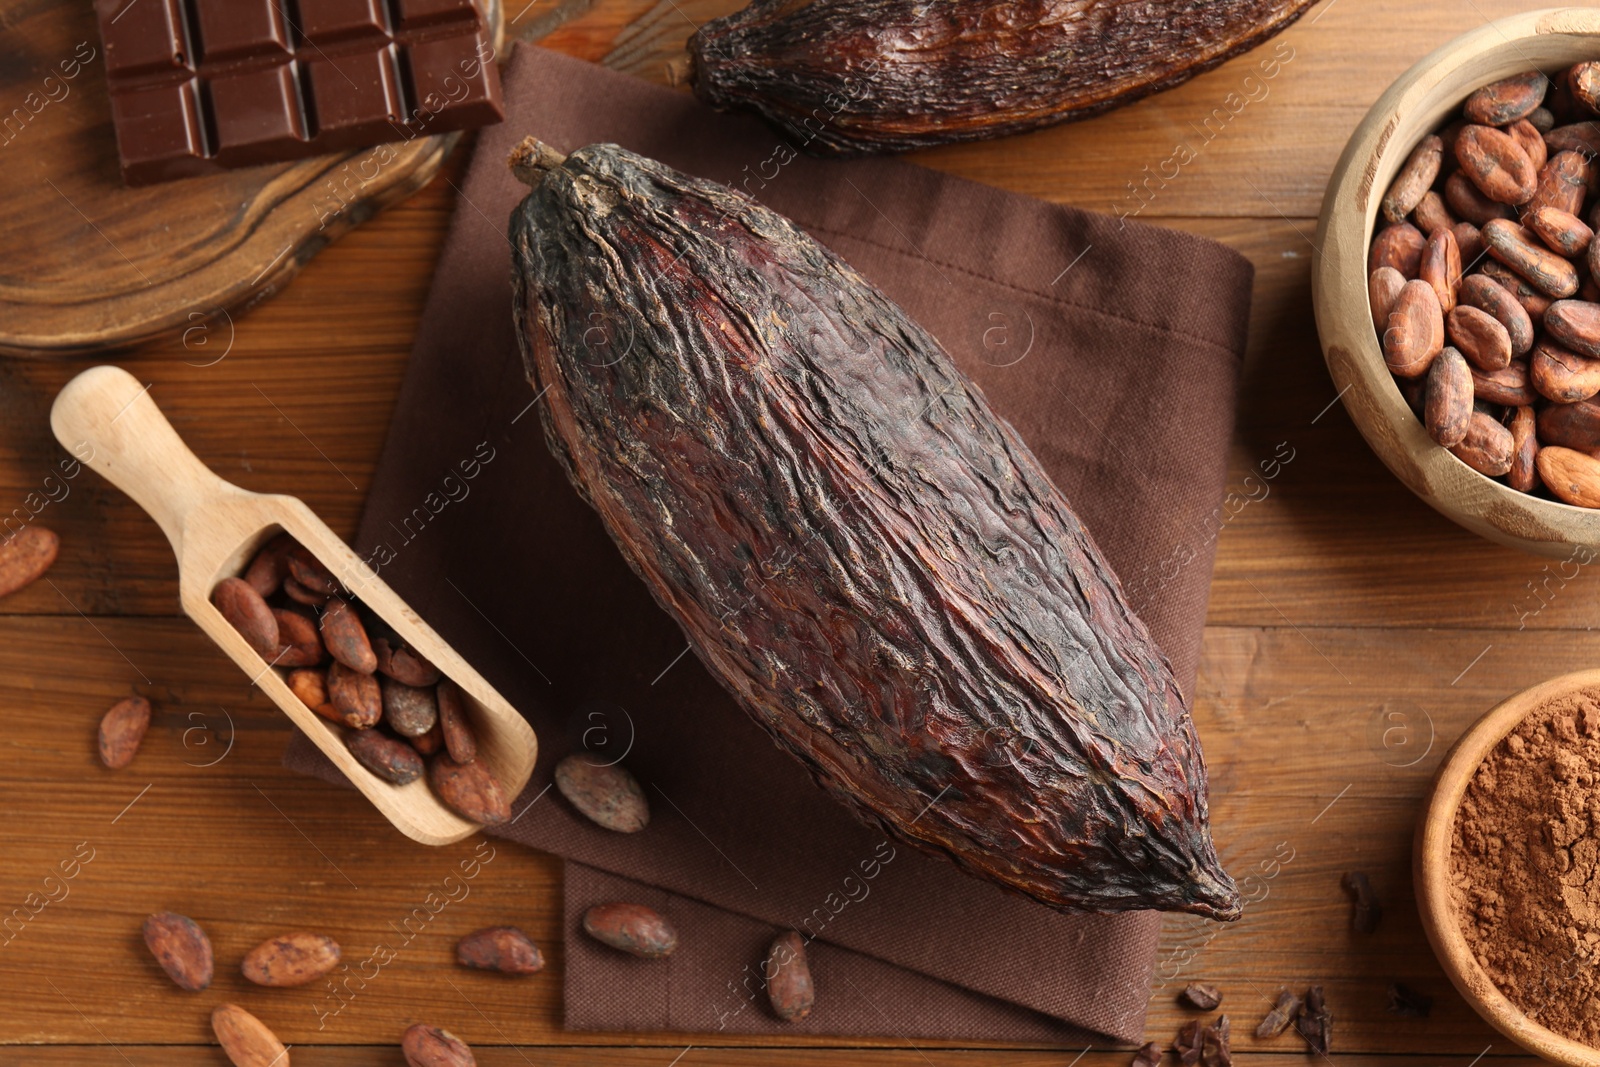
[1416,668,1600,1067]
[1313,8,1600,559]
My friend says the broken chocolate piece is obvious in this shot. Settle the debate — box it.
[1180,982,1224,1011]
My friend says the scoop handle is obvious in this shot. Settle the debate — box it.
[50,366,234,558]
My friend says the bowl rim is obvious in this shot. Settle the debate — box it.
[1415,667,1600,1067]
[1312,7,1600,558]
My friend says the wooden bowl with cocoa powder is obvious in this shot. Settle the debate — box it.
[1314,8,1600,559]
[1417,668,1600,1067]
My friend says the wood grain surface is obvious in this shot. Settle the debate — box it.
[2,0,1596,1062]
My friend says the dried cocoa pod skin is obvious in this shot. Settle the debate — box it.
[1538,446,1600,507]
[329,661,382,728]
[211,1003,289,1067]
[1383,279,1446,379]
[687,0,1316,155]
[1526,205,1593,258]
[1508,118,1548,174]
[437,680,477,763]
[98,695,151,769]
[1472,360,1537,406]
[346,727,425,784]
[1545,299,1600,358]
[143,911,214,991]
[0,525,59,599]
[1412,191,1455,236]
[1370,223,1426,278]
[1532,339,1600,403]
[456,926,545,975]
[582,902,678,958]
[1463,70,1549,126]
[243,532,292,598]
[1509,405,1541,492]
[1383,135,1443,224]
[1445,172,1516,226]
[1525,151,1589,217]
[242,932,342,987]
[1450,411,1516,476]
[509,139,1239,918]
[1453,221,1485,266]
[1454,125,1537,205]
[429,754,510,825]
[1419,227,1461,313]
[1482,219,1579,297]
[1539,398,1600,450]
[1425,348,1473,447]
[1481,261,1554,321]
[1369,267,1405,331]
[271,607,325,667]
[402,1024,477,1067]
[554,753,650,832]
[320,597,377,673]
[212,577,280,659]
[765,930,815,1022]
[1446,305,1513,370]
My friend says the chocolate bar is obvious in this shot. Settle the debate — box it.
[95,0,504,185]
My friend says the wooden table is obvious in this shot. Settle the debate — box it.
[1,0,1586,1062]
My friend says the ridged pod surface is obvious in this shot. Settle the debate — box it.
[507,139,1238,918]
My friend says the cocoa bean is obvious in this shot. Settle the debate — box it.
[287,668,334,719]
[1526,151,1589,217]
[429,754,510,824]
[143,911,214,991]
[271,607,325,667]
[765,930,815,1022]
[1483,218,1580,297]
[242,532,291,598]
[1445,172,1516,226]
[374,637,442,687]
[1382,279,1446,378]
[582,902,678,958]
[1532,339,1600,403]
[1509,405,1541,492]
[212,577,280,659]
[211,1003,288,1067]
[1425,348,1473,447]
[381,676,438,737]
[1530,106,1555,132]
[1545,299,1600,357]
[1455,125,1537,205]
[283,576,331,606]
[1472,360,1537,406]
[1545,123,1600,156]
[1481,260,1554,321]
[346,727,425,784]
[1382,135,1443,224]
[286,544,341,596]
[242,932,342,987]
[1508,118,1548,174]
[1419,227,1461,313]
[1460,274,1535,355]
[1538,446,1600,507]
[319,597,376,673]
[1449,410,1515,476]
[554,753,650,833]
[1569,61,1600,114]
[456,926,545,975]
[1370,223,1426,278]
[1412,190,1455,236]
[0,525,59,599]
[1454,220,1485,266]
[1463,70,1548,126]
[328,661,382,728]
[1369,266,1405,331]
[1526,205,1593,258]
[1447,304,1513,370]
[98,695,151,769]
[410,720,445,756]
[437,680,477,764]
[1540,399,1600,450]
[402,1024,476,1067]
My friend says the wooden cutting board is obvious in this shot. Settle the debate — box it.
[0,0,503,358]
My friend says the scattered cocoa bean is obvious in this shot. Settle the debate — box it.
[554,753,649,833]
[320,597,376,673]
[285,543,341,595]
[1482,219,1580,297]
[1538,446,1600,507]
[582,902,679,958]
[1370,223,1426,278]
[1340,870,1381,934]
[143,911,213,991]
[1459,273,1535,355]
[1174,1020,1203,1066]
[1254,989,1302,1039]
[1295,986,1332,1055]
[1532,339,1600,402]
[272,607,325,667]
[766,930,815,1022]
[212,577,280,659]
[429,754,511,825]
[382,676,438,737]
[1419,227,1461,313]
[1545,298,1600,357]
[1382,279,1445,378]
[1203,1015,1232,1067]
[1179,982,1223,1011]
[1381,135,1443,223]
[456,926,545,975]
[1369,266,1405,332]
[242,932,342,987]
[1450,411,1516,476]
[1527,205,1594,258]
[328,661,382,728]
[1509,405,1541,493]
[346,727,425,784]
[1387,982,1433,1018]
[0,525,59,600]
[98,695,151,769]
[1463,70,1548,126]
[436,680,476,763]
[1455,125,1537,205]
[211,1003,288,1067]
[243,532,291,598]
[401,1024,476,1067]
[1131,1041,1163,1067]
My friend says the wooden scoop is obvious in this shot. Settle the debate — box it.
[51,365,538,845]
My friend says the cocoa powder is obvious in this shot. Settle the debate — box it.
[1451,686,1600,1045]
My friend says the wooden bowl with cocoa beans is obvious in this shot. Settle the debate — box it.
[1315,8,1600,558]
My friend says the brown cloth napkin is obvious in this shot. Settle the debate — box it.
[286,44,1253,1043]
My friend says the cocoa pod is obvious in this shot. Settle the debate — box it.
[1455,125,1537,205]
[1382,135,1443,224]
[242,932,342,987]
[765,930,815,1022]
[429,754,510,825]
[243,532,291,598]
[346,727,425,784]
[1419,227,1461,313]
[1481,260,1554,321]
[287,668,334,717]
[1569,61,1600,113]
[402,1024,476,1067]
[283,576,331,606]
[374,637,442,687]
[143,911,213,991]
[271,607,325,667]
[320,597,376,673]
[1472,360,1537,406]
[1508,118,1548,174]
[1463,70,1548,126]
[1424,348,1473,447]
[411,720,445,756]
[1545,299,1600,358]
[211,1003,288,1067]
[1445,172,1516,226]
[1449,410,1515,476]
[582,902,678,958]
[1370,223,1426,278]
[0,525,58,599]
[1540,399,1600,450]
[1482,219,1579,297]
[1509,405,1541,492]
[1369,266,1405,331]
[554,753,649,832]
[328,661,382,728]
[285,544,341,595]
[436,680,477,764]
[1412,190,1455,236]
[1383,279,1446,378]
[1530,106,1556,132]
[98,695,151,769]
[1538,446,1600,507]
[510,139,1239,917]
[1446,305,1513,370]
[381,676,438,737]
[1545,123,1600,156]
[456,926,545,975]
[212,577,280,658]
[1526,205,1593,257]
[1459,274,1535,355]
[1525,150,1589,217]
[1454,220,1485,266]
[1532,339,1600,403]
